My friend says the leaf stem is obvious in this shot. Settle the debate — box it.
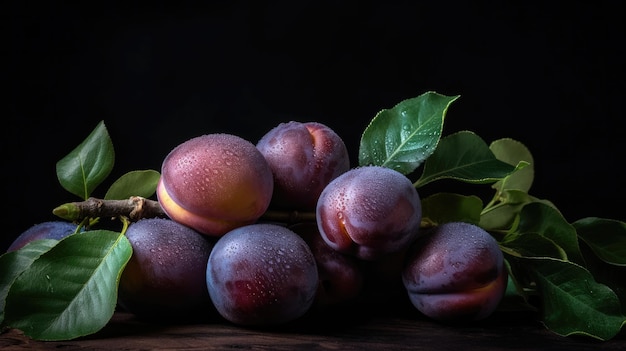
[481,189,503,215]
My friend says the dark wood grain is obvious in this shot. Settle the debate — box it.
[2,301,624,350]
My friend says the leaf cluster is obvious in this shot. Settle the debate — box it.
[359,92,626,341]
[1,92,625,341]
[0,121,156,340]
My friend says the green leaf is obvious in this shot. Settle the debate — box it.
[358,92,459,174]
[414,131,524,188]
[498,259,537,312]
[479,190,533,231]
[3,230,132,341]
[500,232,567,260]
[479,191,555,231]
[104,169,161,200]
[489,138,535,193]
[513,202,585,266]
[0,239,58,324]
[579,240,626,313]
[573,217,626,266]
[421,192,483,225]
[56,121,115,200]
[525,257,626,341]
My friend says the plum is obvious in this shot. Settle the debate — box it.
[6,221,80,253]
[290,222,364,307]
[157,133,274,236]
[206,223,318,326]
[117,218,216,321]
[402,222,507,322]
[316,166,423,260]
[256,121,350,210]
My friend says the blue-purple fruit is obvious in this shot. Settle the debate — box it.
[206,223,318,326]
[117,218,216,320]
[257,121,350,210]
[316,166,423,260]
[402,222,507,321]
[290,222,364,307]
[6,221,79,253]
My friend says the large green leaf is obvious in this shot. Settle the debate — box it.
[525,257,626,341]
[574,217,626,266]
[489,138,534,193]
[513,202,585,266]
[421,192,483,226]
[358,92,459,174]
[414,131,524,188]
[3,230,132,341]
[104,169,161,200]
[0,239,58,324]
[56,121,115,200]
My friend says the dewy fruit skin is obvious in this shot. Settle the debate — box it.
[157,133,274,236]
[402,221,508,321]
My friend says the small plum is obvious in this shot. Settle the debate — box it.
[256,121,350,210]
[157,133,274,236]
[6,221,80,253]
[316,166,423,260]
[402,222,507,322]
[290,222,364,307]
[206,223,318,326]
[117,218,216,321]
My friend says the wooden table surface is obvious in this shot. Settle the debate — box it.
[2,300,625,351]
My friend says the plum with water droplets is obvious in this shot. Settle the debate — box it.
[402,221,507,322]
[316,166,423,260]
[256,121,350,210]
[117,218,217,321]
[157,133,274,236]
[206,223,318,326]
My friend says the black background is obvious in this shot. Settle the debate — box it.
[3,1,625,252]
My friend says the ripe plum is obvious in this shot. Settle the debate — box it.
[316,166,423,260]
[6,221,80,252]
[117,218,216,320]
[257,121,350,210]
[290,222,364,307]
[157,133,274,236]
[402,222,507,321]
[206,223,318,326]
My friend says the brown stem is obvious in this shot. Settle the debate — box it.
[260,210,317,224]
[53,196,167,222]
[53,197,317,225]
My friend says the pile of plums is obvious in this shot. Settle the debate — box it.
[7,121,507,327]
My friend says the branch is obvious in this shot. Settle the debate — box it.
[53,197,167,222]
[261,209,317,223]
[52,197,317,225]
